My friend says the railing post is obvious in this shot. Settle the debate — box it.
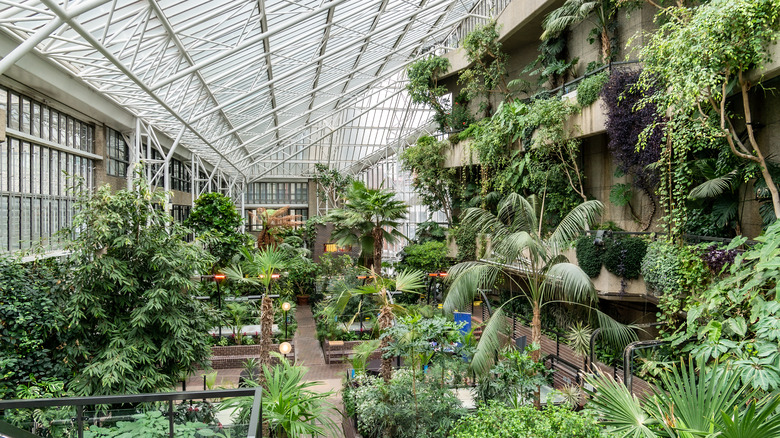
[76,405,84,438]
[168,400,174,438]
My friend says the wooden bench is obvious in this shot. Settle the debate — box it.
[323,340,381,364]
[208,344,295,369]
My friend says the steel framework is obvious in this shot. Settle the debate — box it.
[0,0,484,181]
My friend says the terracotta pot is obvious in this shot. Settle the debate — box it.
[297,294,310,305]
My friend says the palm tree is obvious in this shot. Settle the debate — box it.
[329,268,425,382]
[251,206,303,249]
[224,247,288,378]
[326,181,408,274]
[541,0,617,62]
[445,193,634,373]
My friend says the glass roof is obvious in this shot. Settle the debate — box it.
[0,0,478,180]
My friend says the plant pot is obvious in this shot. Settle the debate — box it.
[297,294,310,305]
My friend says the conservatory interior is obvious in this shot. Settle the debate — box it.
[1,0,780,437]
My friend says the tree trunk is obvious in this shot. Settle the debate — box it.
[259,295,274,385]
[531,303,541,362]
[600,27,610,62]
[378,302,395,383]
[372,227,383,275]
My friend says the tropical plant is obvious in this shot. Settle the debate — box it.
[542,0,619,61]
[400,135,459,226]
[61,174,214,396]
[458,21,511,115]
[475,346,550,407]
[445,193,635,373]
[586,359,780,438]
[83,410,228,438]
[397,240,450,274]
[224,247,288,379]
[185,192,247,270]
[312,164,355,211]
[250,206,303,249]
[406,55,452,131]
[576,70,608,107]
[637,0,780,224]
[328,269,426,382]
[449,401,602,438]
[326,181,408,273]
[224,354,339,438]
[0,258,68,399]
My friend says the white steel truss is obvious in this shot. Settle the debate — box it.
[0,0,483,180]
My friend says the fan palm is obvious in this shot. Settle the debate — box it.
[326,181,408,274]
[329,268,426,382]
[586,358,780,438]
[541,0,617,61]
[224,247,288,378]
[445,193,635,374]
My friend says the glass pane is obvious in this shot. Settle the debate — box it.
[51,112,59,143]
[20,197,30,249]
[0,140,5,192]
[9,138,19,192]
[21,141,30,193]
[31,197,40,245]
[59,115,66,146]
[32,102,40,137]
[9,196,19,250]
[21,98,30,133]
[9,93,19,130]
[41,198,50,245]
[74,121,81,150]
[0,195,7,252]
[42,107,50,141]
[50,149,59,196]
[41,147,49,196]
[67,117,74,147]
[32,144,40,194]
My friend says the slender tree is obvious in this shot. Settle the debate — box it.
[326,181,408,274]
[445,194,635,373]
[541,0,618,62]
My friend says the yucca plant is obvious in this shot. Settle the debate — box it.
[445,193,635,374]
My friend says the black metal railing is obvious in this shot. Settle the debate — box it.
[0,388,261,438]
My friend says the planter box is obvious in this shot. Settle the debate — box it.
[209,343,295,369]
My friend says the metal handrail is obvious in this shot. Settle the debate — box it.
[0,388,262,438]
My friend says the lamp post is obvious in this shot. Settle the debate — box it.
[281,302,291,341]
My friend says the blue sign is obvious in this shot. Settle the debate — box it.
[453,312,471,336]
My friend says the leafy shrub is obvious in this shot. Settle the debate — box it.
[575,235,605,278]
[603,236,647,279]
[350,369,465,438]
[702,244,737,275]
[0,258,68,399]
[641,241,682,296]
[475,347,550,406]
[576,71,608,107]
[185,192,247,269]
[84,411,226,438]
[453,223,480,262]
[449,401,602,438]
[397,241,450,273]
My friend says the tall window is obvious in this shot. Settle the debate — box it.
[246,182,308,204]
[1,86,94,253]
[106,127,129,177]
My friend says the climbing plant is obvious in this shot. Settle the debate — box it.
[406,55,453,131]
[400,136,460,226]
[458,21,510,115]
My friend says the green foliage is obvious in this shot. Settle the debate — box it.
[400,136,459,226]
[574,235,604,278]
[452,223,479,262]
[587,359,780,437]
[326,181,408,272]
[84,410,226,438]
[397,241,450,274]
[641,240,682,297]
[313,164,355,209]
[475,347,550,407]
[542,0,619,61]
[637,0,780,234]
[523,34,578,88]
[185,192,247,269]
[4,377,73,437]
[349,369,466,438]
[609,182,633,207]
[603,236,647,280]
[458,21,509,114]
[62,176,214,396]
[575,71,608,107]
[406,56,452,131]
[0,258,68,399]
[450,401,602,438]
[665,221,780,392]
[414,220,447,244]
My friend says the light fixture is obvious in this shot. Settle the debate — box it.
[279,341,292,355]
[281,302,291,312]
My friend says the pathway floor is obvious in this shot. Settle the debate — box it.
[183,304,349,437]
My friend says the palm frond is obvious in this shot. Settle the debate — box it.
[689,172,736,199]
[541,0,598,40]
[540,262,597,305]
[445,262,501,313]
[462,207,506,241]
[497,193,538,235]
[222,264,258,285]
[393,269,426,293]
[585,372,658,438]
[549,200,603,248]
[470,306,510,376]
[719,394,780,438]
[493,231,545,265]
[595,309,638,350]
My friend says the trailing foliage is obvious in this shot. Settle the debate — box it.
[406,55,452,131]
[400,136,459,226]
[0,258,68,399]
[62,175,215,396]
[185,192,247,270]
[575,235,605,278]
[452,223,480,262]
[523,34,578,88]
[575,71,608,107]
[450,401,602,438]
[603,236,647,280]
[458,21,510,115]
[600,69,662,193]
